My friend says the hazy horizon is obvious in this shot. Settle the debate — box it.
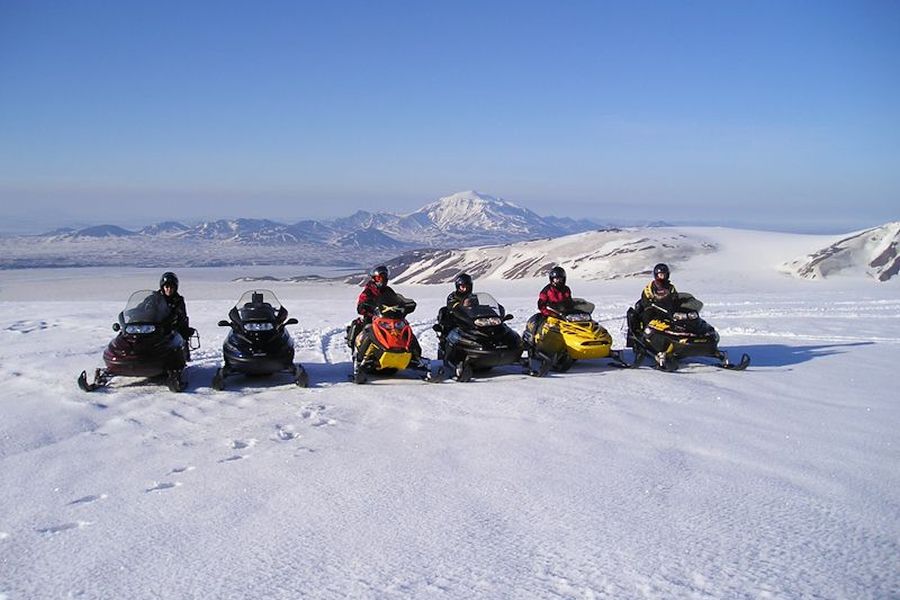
[0,189,892,237]
[2,2,898,236]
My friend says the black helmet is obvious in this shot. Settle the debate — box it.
[454,273,473,295]
[371,265,389,289]
[653,263,670,282]
[549,266,566,287]
[159,271,179,291]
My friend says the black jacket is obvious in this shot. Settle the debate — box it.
[158,290,191,338]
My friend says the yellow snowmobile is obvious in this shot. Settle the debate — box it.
[522,298,616,372]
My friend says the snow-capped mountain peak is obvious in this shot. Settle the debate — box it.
[417,190,540,234]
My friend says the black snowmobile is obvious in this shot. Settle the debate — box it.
[212,290,308,390]
[78,289,193,392]
[625,292,750,371]
[434,292,549,381]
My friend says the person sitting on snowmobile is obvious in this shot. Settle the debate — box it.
[436,273,476,338]
[356,265,397,324]
[156,271,195,360]
[528,266,575,335]
[447,272,474,310]
[632,263,679,327]
[350,265,424,367]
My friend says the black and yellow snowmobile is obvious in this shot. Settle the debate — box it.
[625,293,750,371]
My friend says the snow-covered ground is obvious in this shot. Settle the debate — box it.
[1,232,898,599]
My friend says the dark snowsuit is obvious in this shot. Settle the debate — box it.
[156,289,193,360]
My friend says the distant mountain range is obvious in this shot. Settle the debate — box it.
[0,191,603,268]
[45,191,597,247]
[2,191,895,282]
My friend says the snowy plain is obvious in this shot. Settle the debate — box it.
[0,228,898,599]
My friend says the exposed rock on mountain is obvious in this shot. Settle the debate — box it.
[783,222,900,282]
[386,228,719,284]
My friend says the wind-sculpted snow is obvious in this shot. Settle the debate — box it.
[0,270,898,599]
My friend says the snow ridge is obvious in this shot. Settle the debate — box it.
[783,222,900,281]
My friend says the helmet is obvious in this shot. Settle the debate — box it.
[159,271,179,291]
[454,273,473,295]
[653,263,670,282]
[549,266,566,287]
[371,265,389,289]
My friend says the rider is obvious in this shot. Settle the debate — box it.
[436,272,475,339]
[356,265,397,322]
[156,271,194,360]
[531,266,574,335]
[630,263,679,334]
[350,265,423,368]
[446,272,474,310]
[538,266,573,316]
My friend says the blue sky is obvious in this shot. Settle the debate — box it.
[1,1,898,233]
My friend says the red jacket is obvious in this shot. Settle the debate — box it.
[357,282,397,320]
[538,283,573,316]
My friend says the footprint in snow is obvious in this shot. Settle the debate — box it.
[231,439,257,450]
[275,424,298,441]
[68,494,107,506]
[168,466,195,475]
[6,319,54,334]
[145,482,181,493]
[300,405,336,427]
[35,521,92,535]
[218,455,246,463]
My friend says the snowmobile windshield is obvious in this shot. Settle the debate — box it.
[460,293,502,318]
[235,289,282,323]
[376,293,416,317]
[122,290,171,324]
[676,293,704,313]
[570,298,595,315]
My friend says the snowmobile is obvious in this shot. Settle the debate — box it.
[435,292,549,382]
[211,290,308,390]
[625,292,750,371]
[77,289,191,392]
[522,298,618,372]
[347,295,437,384]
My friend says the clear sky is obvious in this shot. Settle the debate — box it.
[1,0,898,233]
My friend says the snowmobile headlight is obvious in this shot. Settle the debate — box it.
[125,324,156,334]
[474,316,502,327]
[566,312,592,322]
[245,322,274,331]
[673,311,698,321]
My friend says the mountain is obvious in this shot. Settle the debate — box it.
[139,221,190,236]
[2,191,601,268]
[782,222,900,282]
[384,227,719,284]
[334,227,411,250]
[401,190,583,244]
[51,224,137,239]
